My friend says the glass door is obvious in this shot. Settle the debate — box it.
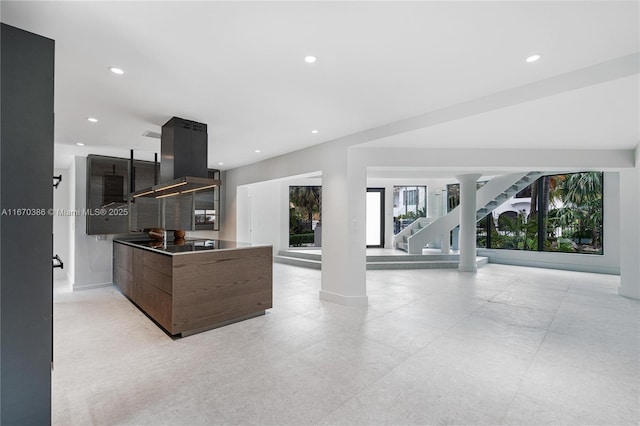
[366,188,385,248]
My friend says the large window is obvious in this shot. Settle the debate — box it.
[393,186,427,233]
[447,181,486,212]
[404,189,418,206]
[476,172,604,255]
[289,186,321,247]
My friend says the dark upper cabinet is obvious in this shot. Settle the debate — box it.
[130,160,160,232]
[87,155,220,233]
[86,155,131,235]
[87,155,166,234]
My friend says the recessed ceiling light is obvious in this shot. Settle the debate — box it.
[218,162,224,165]
[311,130,319,134]
[109,67,125,75]
[76,142,85,146]
[87,117,98,123]
[526,54,541,63]
[255,149,261,153]
[304,56,317,63]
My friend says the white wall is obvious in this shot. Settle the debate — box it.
[427,179,451,218]
[71,156,114,291]
[235,177,321,253]
[246,180,284,251]
[236,186,251,244]
[478,172,621,275]
[53,167,71,282]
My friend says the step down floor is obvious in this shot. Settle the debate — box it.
[275,249,488,270]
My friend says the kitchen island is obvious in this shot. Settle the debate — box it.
[113,238,272,336]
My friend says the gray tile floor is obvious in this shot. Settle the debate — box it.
[53,263,640,425]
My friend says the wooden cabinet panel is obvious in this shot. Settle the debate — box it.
[132,251,144,303]
[143,250,172,276]
[114,242,133,272]
[172,247,272,334]
[115,266,133,298]
[141,280,172,332]
[113,243,134,298]
[172,247,272,292]
[143,267,172,295]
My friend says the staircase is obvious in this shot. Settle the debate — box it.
[395,172,544,254]
[274,249,488,270]
[394,217,433,252]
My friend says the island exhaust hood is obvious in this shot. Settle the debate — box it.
[132,117,220,199]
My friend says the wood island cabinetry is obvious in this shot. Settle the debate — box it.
[113,240,272,336]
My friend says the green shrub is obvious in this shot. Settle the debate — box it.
[289,233,315,246]
[557,238,575,252]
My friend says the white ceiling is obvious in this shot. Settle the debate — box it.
[2,1,638,170]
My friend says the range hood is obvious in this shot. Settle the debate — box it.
[132,117,220,199]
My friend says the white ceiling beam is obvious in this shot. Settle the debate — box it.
[326,53,639,150]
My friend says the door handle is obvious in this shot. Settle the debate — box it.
[52,255,64,269]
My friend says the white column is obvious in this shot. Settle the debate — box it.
[319,149,368,306]
[456,174,481,272]
[619,147,640,299]
[441,232,451,254]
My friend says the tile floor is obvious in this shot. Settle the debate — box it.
[53,263,640,425]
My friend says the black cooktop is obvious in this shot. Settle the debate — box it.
[118,238,254,253]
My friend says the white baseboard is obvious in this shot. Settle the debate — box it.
[319,290,368,307]
[72,282,114,292]
[477,249,620,275]
[458,264,478,272]
[619,285,640,300]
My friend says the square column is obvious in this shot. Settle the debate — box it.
[619,150,640,299]
[456,174,482,272]
[319,150,368,306]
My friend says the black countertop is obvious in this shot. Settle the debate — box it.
[114,237,265,255]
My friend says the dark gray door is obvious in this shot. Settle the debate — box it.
[1,23,55,425]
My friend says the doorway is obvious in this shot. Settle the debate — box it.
[366,188,385,248]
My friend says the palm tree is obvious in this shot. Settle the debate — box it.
[289,186,322,231]
[529,175,553,249]
[562,172,602,205]
[530,175,565,218]
[550,172,603,248]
